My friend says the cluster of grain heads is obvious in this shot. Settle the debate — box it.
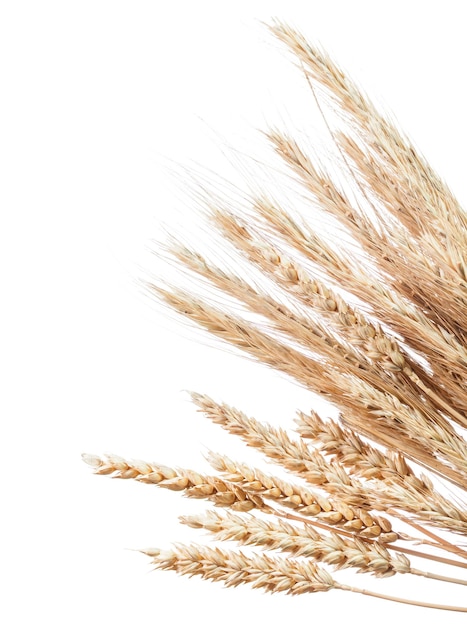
[83,20,467,613]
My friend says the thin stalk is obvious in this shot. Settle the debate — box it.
[389,546,467,572]
[411,569,467,587]
[337,584,467,612]
[389,509,467,560]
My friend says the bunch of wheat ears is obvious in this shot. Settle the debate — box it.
[83,22,467,612]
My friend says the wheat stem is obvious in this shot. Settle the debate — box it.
[337,584,467,612]
[388,510,467,560]
[410,569,467,587]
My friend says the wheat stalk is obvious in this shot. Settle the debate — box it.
[83,21,467,613]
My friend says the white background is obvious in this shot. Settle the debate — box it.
[2,2,467,624]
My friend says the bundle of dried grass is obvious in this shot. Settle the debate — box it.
[83,21,467,612]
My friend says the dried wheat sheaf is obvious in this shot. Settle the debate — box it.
[83,22,467,612]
